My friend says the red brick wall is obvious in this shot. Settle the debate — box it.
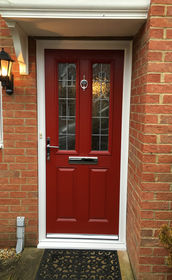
[127,1,172,279]
[0,17,38,247]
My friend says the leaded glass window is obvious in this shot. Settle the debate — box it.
[92,63,110,151]
[58,63,76,150]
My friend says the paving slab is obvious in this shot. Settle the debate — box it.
[11,248,44,280]
[118,251,135,280]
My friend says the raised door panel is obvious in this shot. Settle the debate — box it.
[89,168,108,221]
[56,168,77,222]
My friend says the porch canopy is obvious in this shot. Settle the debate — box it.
[0,0,150,74]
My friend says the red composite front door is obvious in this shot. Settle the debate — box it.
[45,50,124,235]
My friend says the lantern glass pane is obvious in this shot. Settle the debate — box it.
[7,61,12,77]
[1,60,9,76]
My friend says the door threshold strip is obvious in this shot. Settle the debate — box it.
[46,234,119,240]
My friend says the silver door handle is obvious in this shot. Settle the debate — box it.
[46,137,59,160]
[47,144,59,149]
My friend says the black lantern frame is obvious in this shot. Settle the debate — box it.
[0,48,14,95]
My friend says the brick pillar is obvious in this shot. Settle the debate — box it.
[127,1,172,279]
[0,16,38,247]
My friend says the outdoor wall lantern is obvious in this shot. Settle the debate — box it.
[0,48,14,95]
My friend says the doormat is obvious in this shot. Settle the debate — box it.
[35,249,122,280]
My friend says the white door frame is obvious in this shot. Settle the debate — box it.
[36,40,132,250]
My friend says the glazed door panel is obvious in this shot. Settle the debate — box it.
[45,50,124,235]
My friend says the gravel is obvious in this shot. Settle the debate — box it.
[0,248,22,280]
[0,248,21,264]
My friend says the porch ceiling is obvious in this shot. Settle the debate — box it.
[4,18,147,37]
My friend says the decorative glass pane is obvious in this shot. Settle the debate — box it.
[92,64,110,151]
[58,63,76,150]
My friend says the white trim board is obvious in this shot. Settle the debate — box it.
[1,0,150,19]
[36,40,132,250]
